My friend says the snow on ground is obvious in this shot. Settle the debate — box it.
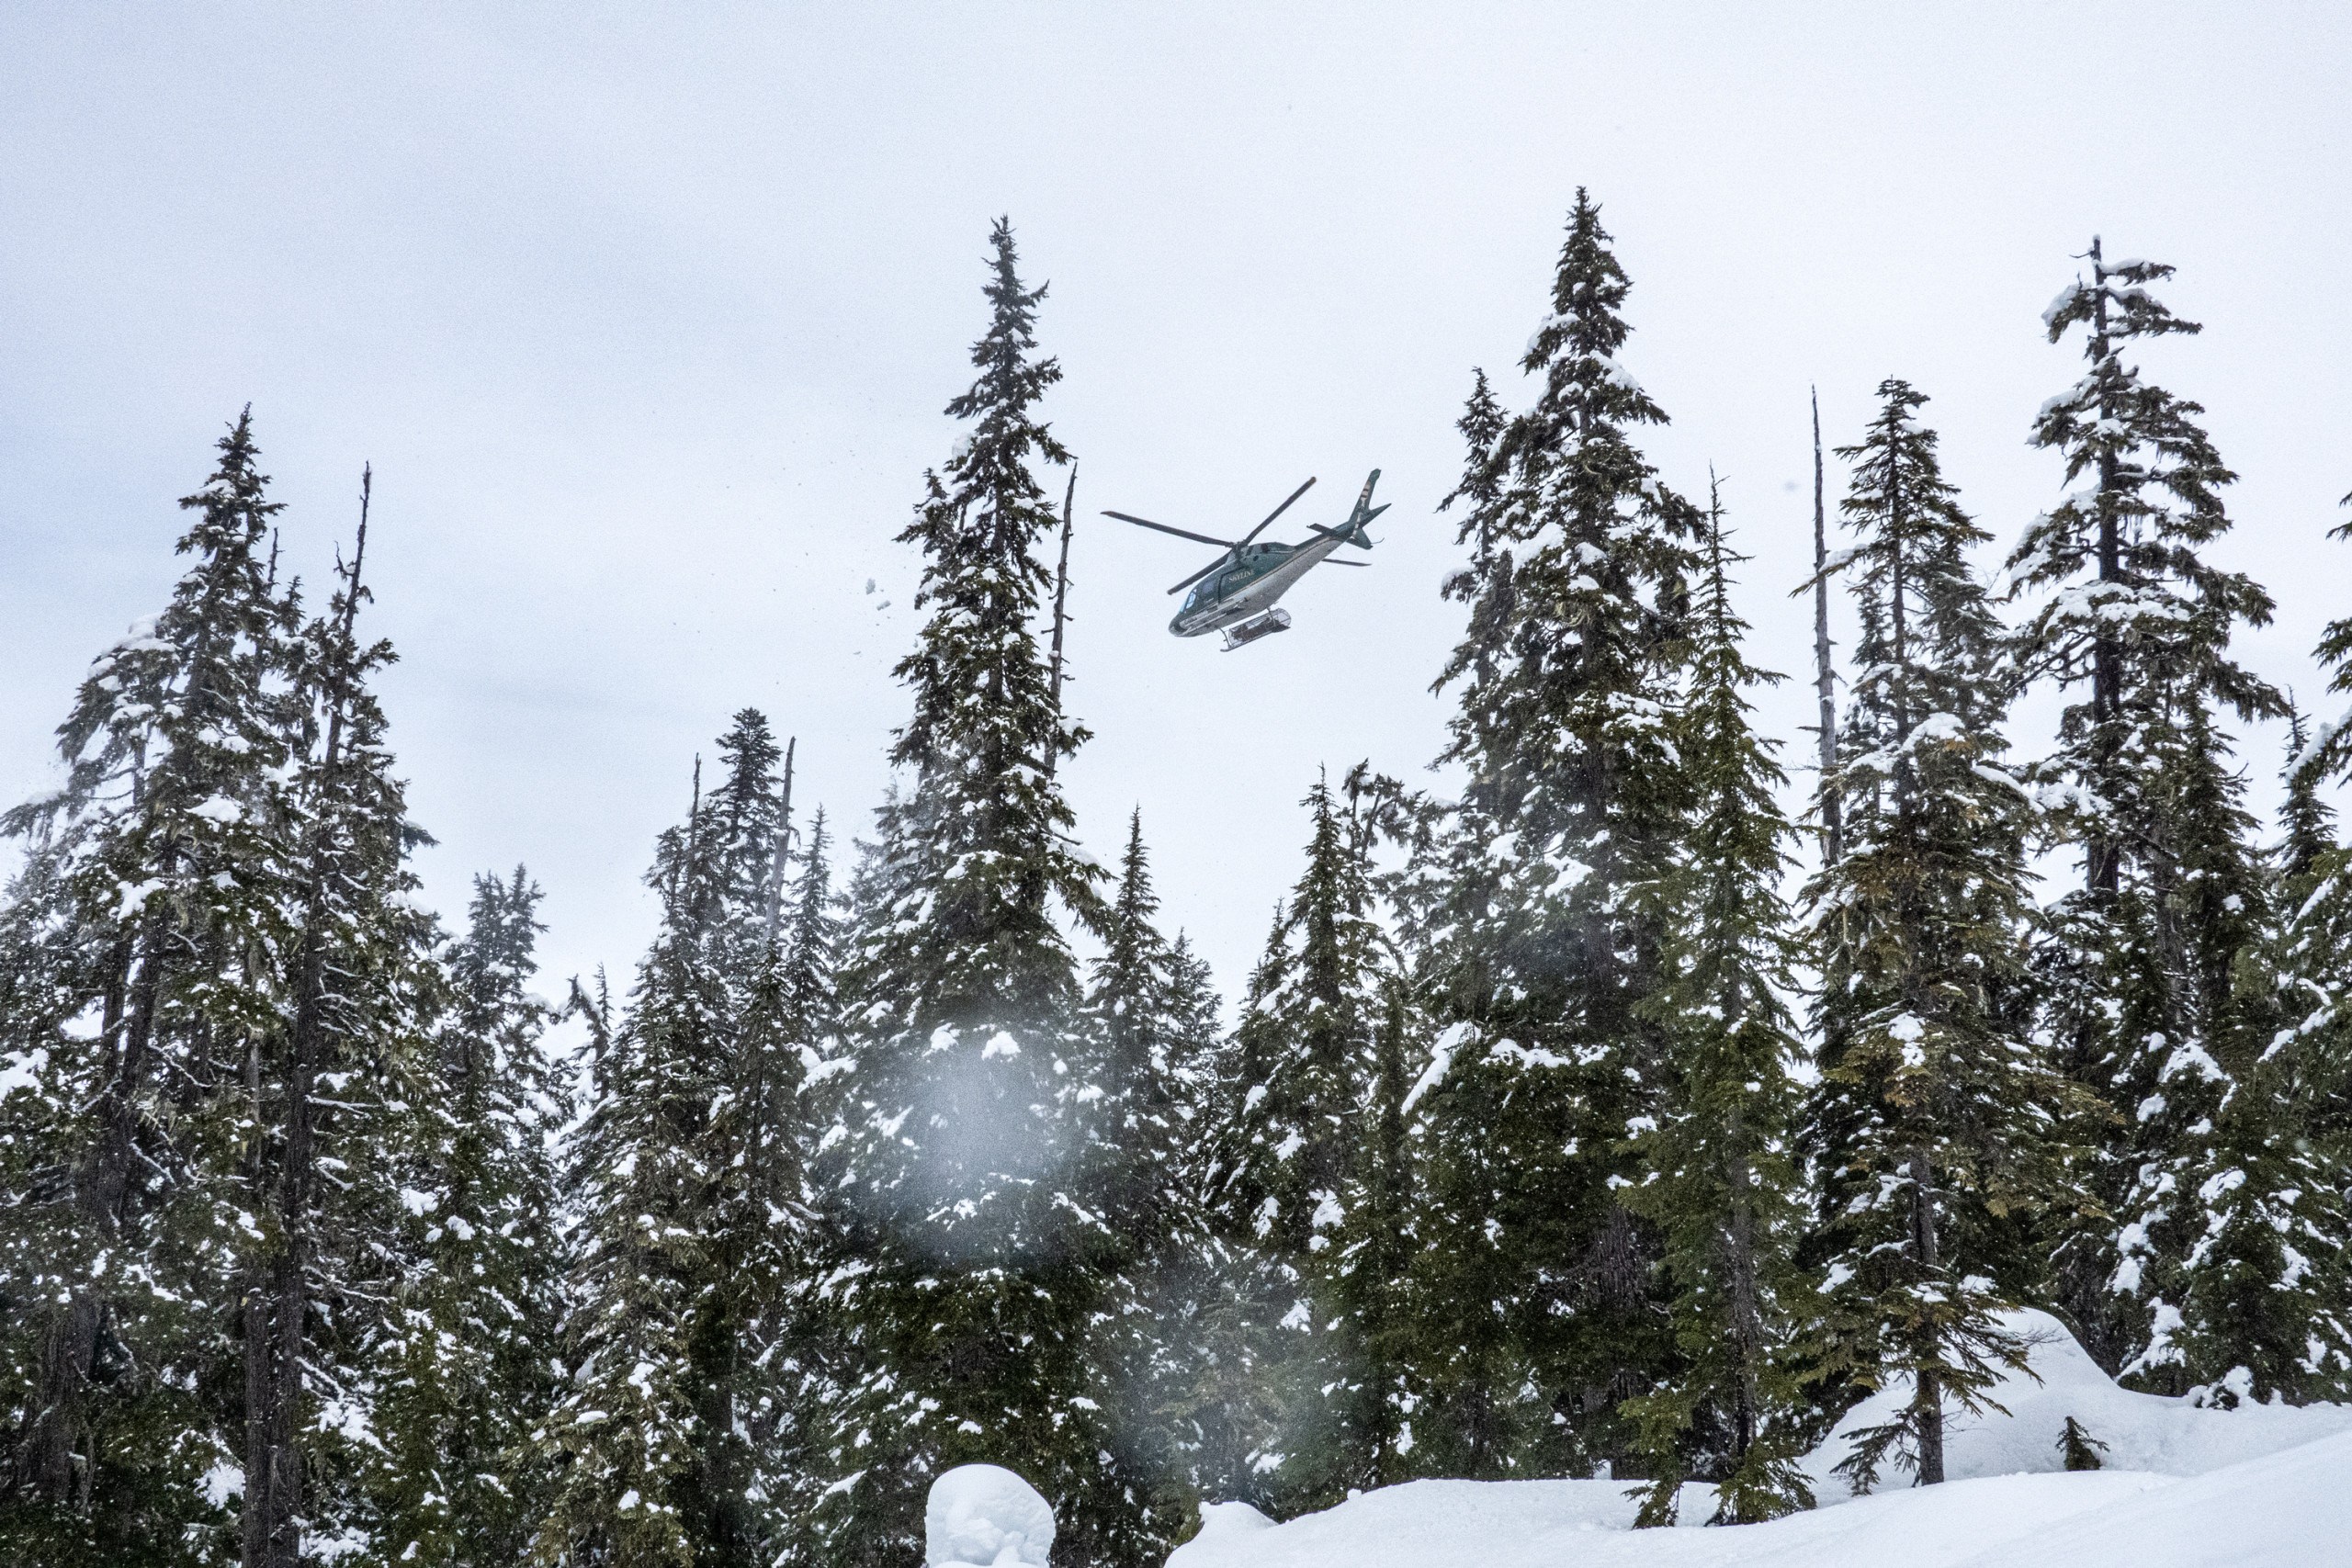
[1806,1309,2352,1494]
[1169,1312,2352,1568]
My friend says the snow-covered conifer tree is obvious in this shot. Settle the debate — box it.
[541,713,813,1565]
[2173,521,2352,1406]
[369,868,570,1564]
[1215,773,1393,1511]
[1079,814,1185,1279]
[806,220,1169,1566]
[239,473,441,1568]
[0,412,300,1557]
[2007,242,2300,1385]
[1064,813,1211,1539]
[1618,487,1813,1524]
[1411,192,1703,1475]
[540,756,732,1564]
[1334,976,1422,1491]
[718,803,849,1556]
[1803,380,2080,1490]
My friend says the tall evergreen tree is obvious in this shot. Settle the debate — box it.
[2182,519,2352,1406]
[1412,191,1703,1475]
[540,713,802,1566]
[1214,773,1392,1512]
[2007,241,2294,1384]
[1136,931,1279,1513]
[540,759,730,1567]
[806,219,1167,1566]
[2280,500,2352,1168]
[0,412,299,1561]
[370,869,570,1565]
[239,473,439,1568]
[684,712,797,1564]
[1079,815,1186,1281]
[1069,814,1209,1535]
[715,803,842,1561]
[1618,486,1813,1524]
[1803,380,2078,1489]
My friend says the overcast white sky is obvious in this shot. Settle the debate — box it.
[5,4,2347,1009]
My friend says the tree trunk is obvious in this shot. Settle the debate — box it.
[1046,463,1077,771]
[20,929,145,1505]
[2088,235,2122,901]
[761,737,797,947]
[1813,388,1840,867]
[1908,1145,1944,1484]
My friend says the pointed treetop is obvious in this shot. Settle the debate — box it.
[1518,188,1668,430]
[2041,237,2201,345]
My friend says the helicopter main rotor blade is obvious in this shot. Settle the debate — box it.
[1316,557,1367,566]
[1237,477,1317,548]
[1102,511,1237,550]
[1167,557,1226,596]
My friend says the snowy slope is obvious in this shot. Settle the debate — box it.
[1170,1312,2352,1568]
[1806,1309,2352,1494]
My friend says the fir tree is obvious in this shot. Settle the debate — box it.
[1212,774,1393,1512]
[1069,814,1208,1534]
[710,804,841,1562]
[239,470,438,1568]
[0,412,299,1562]
[370,868,570,1565]
[539,760,730,1566]
[1162,932,1225,1149]
[1618,485,1814,1525]
[806,219,1161,1566]
[2175,523,2352,1405]
[2275,496,2352,1164]
[1080,814,1185,1273]
[1802,380,2078,1489]
[540,715,807,1565]
[1134,932,1273,1511]
[684,712,799,1564]
[2007,242,2291,1382]
[1413,191,1702,1474]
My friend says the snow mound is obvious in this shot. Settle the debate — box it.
[1168,1471,2168,1568]
[1170,1313,2352,1568]
[926,1463,1056,1567]
[1169,1458,2352,1568]
[1954,1428,2352,1568]
[1806,1308,2352,1496]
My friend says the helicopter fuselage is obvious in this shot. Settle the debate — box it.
[1168,531,1351,637]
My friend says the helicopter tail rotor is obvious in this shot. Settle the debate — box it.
[1343,468,1386,547]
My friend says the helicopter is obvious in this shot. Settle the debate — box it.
[1103,469,1387,650]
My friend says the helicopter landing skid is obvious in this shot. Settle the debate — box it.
[1220,608,1292,651]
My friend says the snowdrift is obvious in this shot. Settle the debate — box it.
[1169,1312,2352,1568]
[1804,1308,2352,1495]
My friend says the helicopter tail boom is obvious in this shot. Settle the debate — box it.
[1306,468,1387,549]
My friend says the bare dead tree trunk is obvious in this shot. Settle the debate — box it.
[2086,235,2122,901]
[762,736,797,947]
[1813,388,1841,866]
[1047,463,1077,728]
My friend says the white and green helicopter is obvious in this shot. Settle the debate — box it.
[1104,469,1386,650]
